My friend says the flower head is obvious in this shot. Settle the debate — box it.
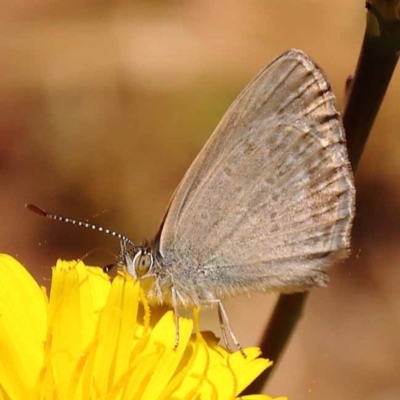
[0,254,285,400]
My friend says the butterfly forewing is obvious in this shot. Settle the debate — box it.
[157,49,355,297]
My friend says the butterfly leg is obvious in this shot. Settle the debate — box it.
[216,302,233,352]
[171,286,180,349]
[206,299,246,357]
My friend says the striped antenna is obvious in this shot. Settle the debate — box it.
[25,203,135,246]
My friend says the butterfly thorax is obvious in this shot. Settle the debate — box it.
[121,241,218,309]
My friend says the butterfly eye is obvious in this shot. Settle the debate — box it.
[133,250,153,277]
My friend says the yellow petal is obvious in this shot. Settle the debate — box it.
[160,335,210,399]
[47,260,110,396]
[91,271,140,397]
[0,254,47,398]
[229,348,272,395]
[137,311,193,400]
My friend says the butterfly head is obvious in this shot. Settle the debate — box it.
[119,241,170,307]
[120,241,155,280]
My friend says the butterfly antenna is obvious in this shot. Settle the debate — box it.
[25,203,135,246]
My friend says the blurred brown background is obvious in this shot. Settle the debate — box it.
[2,1,400,399]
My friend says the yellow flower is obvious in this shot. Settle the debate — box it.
[0,254,286,400]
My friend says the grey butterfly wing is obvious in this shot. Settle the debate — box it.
[156,49,355,298]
